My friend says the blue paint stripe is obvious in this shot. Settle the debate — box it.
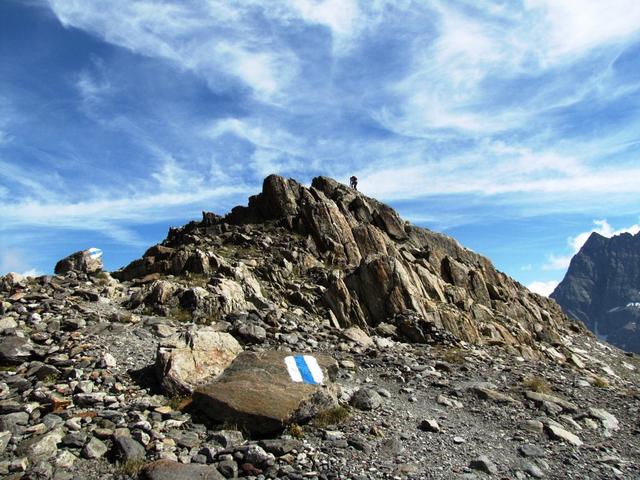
[294,355,317,385]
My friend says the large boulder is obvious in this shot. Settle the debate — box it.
[55,248,103,275]
[156,327,243,396]
[193,351,339,435]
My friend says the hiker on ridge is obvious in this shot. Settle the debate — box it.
[350,175,358,190]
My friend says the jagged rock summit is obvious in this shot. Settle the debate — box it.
[115,174,584,361]
[552,230,640,352]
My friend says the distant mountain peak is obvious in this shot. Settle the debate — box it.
[552,230,640,352]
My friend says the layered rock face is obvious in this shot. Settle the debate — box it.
[115,174,584,360]
[551,231,640,352]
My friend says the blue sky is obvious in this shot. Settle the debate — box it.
[1,0,639,296]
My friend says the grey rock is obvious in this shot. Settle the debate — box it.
[216,459,238,479]
[588,407,619,433]
[419,419,440,433]
[156,327,242,396]
[469,455,498,475]
[141,459,225,480]
[114,435,146,462]
[0,336,32,363]
[0,431,11,453]
[210,430,244,448]
[258,438,302,456]
[0,412,29,435]
[545,424,583,447]
[16,427,64,461]
[350,388,382,411]
[519,444,546,457]
[523,462,545,478]
[82,437,108,459]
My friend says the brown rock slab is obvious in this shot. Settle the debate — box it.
[193,351,338,435]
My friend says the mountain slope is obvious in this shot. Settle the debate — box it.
[1,175,639,480]
[115,174,585,359]
[551,231,640,352]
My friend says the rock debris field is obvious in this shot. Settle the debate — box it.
[0,175,639,480]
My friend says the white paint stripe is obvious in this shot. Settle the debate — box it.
[303,355,324,384]
[285,355,303,382]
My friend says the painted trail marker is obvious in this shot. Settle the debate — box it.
[87,247,103,260]
[284,355,324,385]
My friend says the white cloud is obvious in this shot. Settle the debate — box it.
[525,0,640,61]
[0,248,42,277]
[289,0,360,51]
[47,0,301,101]
[528,280,559,297]
[380,0,640,136]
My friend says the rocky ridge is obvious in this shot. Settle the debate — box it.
[551,231,640,353]
[0,175,638,480]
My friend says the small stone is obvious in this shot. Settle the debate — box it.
[114,435,147,462]
[545,424,583,447]
[324,430,344,441]
[453,436,465,444]
[519,444,545,457]
[210,430,244,448]
[56,450,77,469]
[469,455,498,475]
[588,408,619,434]
[258,438,301,456]
[521,420,544,433]
[339,360,356,369]
[437,395,463,409]
[523,462,545,478]
[83,437,108,459]
[16,426,64,461]
[350,388,382,411]
[347,437,371,453]
[0,412,29,435]
[0,431,11,453]
[98,353,117,368]
[419,419,440,433]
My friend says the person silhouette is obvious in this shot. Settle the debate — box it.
[349,175,358,190]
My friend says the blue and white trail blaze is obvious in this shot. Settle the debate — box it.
[284,355,324,385]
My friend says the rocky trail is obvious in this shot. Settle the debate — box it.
[1,175,639,479]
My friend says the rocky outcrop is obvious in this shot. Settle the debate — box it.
[551,231,640,352]
[193,351,339,435]
[1,175,640,480]
[115,174,583,360]
[54,248,103,275]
